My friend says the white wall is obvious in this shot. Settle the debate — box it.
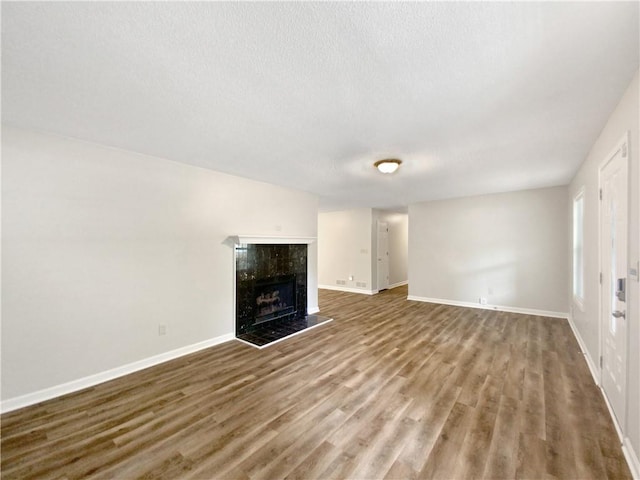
[374,211,408,288]
[568,69,639,471]
[1,126,318,404]
[318,208,374,293]
[408,186,569,315]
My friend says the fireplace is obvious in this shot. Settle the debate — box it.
[235,243,308,336]
[231,237,331,347]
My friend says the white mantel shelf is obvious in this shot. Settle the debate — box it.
[229,235,316,245]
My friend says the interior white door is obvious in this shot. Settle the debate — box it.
[599,138,628,427]
[377,221,389,291]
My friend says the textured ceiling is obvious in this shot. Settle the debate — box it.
[2,2,639,211]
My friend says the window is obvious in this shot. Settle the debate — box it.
[573,189,585,307]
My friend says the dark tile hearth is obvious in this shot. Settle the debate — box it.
[237,314,332,347]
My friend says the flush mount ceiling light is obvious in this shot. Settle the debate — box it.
[374,158,402,174]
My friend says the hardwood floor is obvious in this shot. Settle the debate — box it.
[1,286,632,479]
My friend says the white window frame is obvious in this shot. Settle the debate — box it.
[572,188,585,310]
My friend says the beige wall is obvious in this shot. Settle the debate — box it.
[318,208,374,293]
[568,69,639,468]
[408,186,569,315]
[1,126,318,403]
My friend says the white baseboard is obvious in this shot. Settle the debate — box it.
[567,318,639,480]
[319,285,377,295]
[623,439,640,480]
[406,295,569,319]
[600,373,625,443]
[599,370,639,480]
[319,282,406,294]
[308,306,320,314]
[0,332,235,414]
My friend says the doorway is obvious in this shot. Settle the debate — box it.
[599,133,629,428]
[377,220,389,291]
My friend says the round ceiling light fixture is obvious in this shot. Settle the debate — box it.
[374,158,402,174]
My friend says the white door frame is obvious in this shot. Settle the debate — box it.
[598,131,629,433]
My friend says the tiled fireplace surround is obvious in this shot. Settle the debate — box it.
[232,236,329,347]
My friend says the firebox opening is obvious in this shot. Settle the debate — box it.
[254,275,296,325]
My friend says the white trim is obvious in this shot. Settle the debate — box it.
[406,295,569,319]
[567,315,600,386]
[572,187,585,307]
[623,439,640,480]
[0,333,234,414]
[568,313,639,480]
[597,130,630,429]
[229,235,316,245]
[572,295,585,313]
[600,382,639,480]
[319,282,405,294]
[600,375,640,480]
[318,285,377,295]
[235,318,333,350]
[308,306,320,314]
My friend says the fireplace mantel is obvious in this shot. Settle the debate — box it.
[229,235,316,245]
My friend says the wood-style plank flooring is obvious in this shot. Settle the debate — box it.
[1,286,632,479]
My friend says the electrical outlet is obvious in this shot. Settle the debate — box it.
[349,275,354,281]
[159,324,167,336]
[479,297,488,305]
